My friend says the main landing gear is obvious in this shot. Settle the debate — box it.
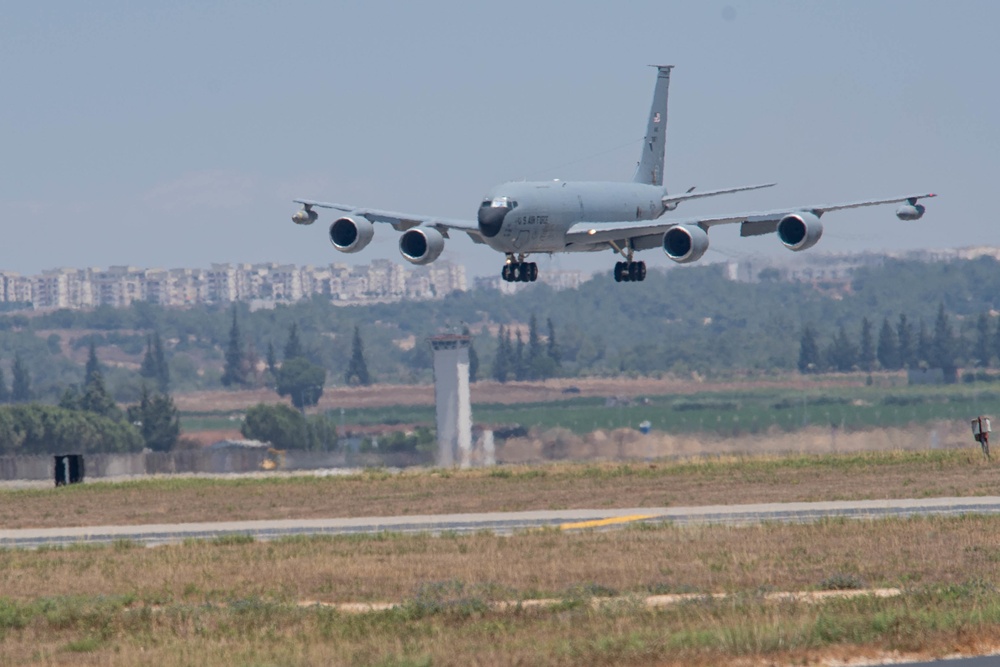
[610,240,646,283]
[502,256,538,283]
[614,261,647,282]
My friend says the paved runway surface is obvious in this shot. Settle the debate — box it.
[3,495,1000,549]
[4,496,1000,665]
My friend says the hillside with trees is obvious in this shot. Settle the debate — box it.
[3,256,1000,404]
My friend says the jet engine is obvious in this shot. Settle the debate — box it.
[329,216,375,253]
[777,212,823,251]
[399,227,445,265]
[292,208,318,225]
[895,203,926,221]
[662,224,710,263]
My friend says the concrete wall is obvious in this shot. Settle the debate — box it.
[0,449,352,482]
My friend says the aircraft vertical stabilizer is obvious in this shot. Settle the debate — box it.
[632,65,673,187]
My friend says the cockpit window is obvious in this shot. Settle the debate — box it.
[480,199,492,208]
[490,197,517,209]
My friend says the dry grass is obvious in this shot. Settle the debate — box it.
[2,515,1000,602]
[3,517,1000,665]
[1,449,997,530]
[3,593,1000,666]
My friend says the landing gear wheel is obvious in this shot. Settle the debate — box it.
[613,261,646,283]
[501,261,539,283]
[635,261,646,282]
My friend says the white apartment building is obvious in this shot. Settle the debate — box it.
[0,260,469,310]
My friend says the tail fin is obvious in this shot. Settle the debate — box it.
[632,65,673,187]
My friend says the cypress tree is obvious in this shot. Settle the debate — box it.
[80,368,122,421]
[897,314,914,369]
[527,314,541,377]
[876,318,900,371]
[462,325,479,383]
[916,320,931,369]
[932,304,957,382]
[58,385,81,411]
[221,307,247,387]
[284,323,304,361]
[993,317,1000,370]
[546,318,561,366]
[85,341,101,385]
[0,368,9,403]
[514,331,526,381]
[859,317,876,372]
[141,333,169,392]
[153,332,169,391]
[345,325,371,386]
[826,326,857,372]
[974,313,992,368]
[798,325,821,373]
[11,354,30,403]
[266,341,278,376]
[492,325,509,383]
[128,385,180,452]
[140,335,158,381]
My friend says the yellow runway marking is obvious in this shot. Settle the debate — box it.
[559,514,658,530]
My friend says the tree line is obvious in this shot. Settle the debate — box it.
[220,307,372,410]
[0,342,178,455]
[491,314,561,383]
[9,256,1000,400]
[798,303,989,382]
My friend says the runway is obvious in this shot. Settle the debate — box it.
[3,495,1000,549]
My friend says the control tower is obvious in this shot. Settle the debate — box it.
[428,334,472,468]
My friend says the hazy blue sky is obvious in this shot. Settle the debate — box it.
[1,1,995,277]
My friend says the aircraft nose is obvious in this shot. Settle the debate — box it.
[478,205,509,238]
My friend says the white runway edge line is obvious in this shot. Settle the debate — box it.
[3,496,1000,549]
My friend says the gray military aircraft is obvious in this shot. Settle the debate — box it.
[291,66,935,284]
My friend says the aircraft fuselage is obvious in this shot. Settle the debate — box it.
[477,181,667,254]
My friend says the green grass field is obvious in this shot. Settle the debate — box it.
[195,384,1000,436]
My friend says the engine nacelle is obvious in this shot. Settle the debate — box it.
[399,227,445,265]
[328,216,375,253]
[777,212,823,252]
[662,224,710,263]
[896,203,926,221]
[292,208,318,225]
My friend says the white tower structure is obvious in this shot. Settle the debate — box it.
[429,334,472,468]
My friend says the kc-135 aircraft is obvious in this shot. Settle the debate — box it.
[292,66,935,284]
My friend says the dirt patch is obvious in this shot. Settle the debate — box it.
[180,429,244,446]
[174,375,866,412]
[498,421,969,463]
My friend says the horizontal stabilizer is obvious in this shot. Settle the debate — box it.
[662,183,776,208]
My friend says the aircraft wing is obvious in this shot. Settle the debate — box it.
[293,199,484,243]
[564,193,937,247]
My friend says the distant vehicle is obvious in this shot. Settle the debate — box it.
[292,66,934,284]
